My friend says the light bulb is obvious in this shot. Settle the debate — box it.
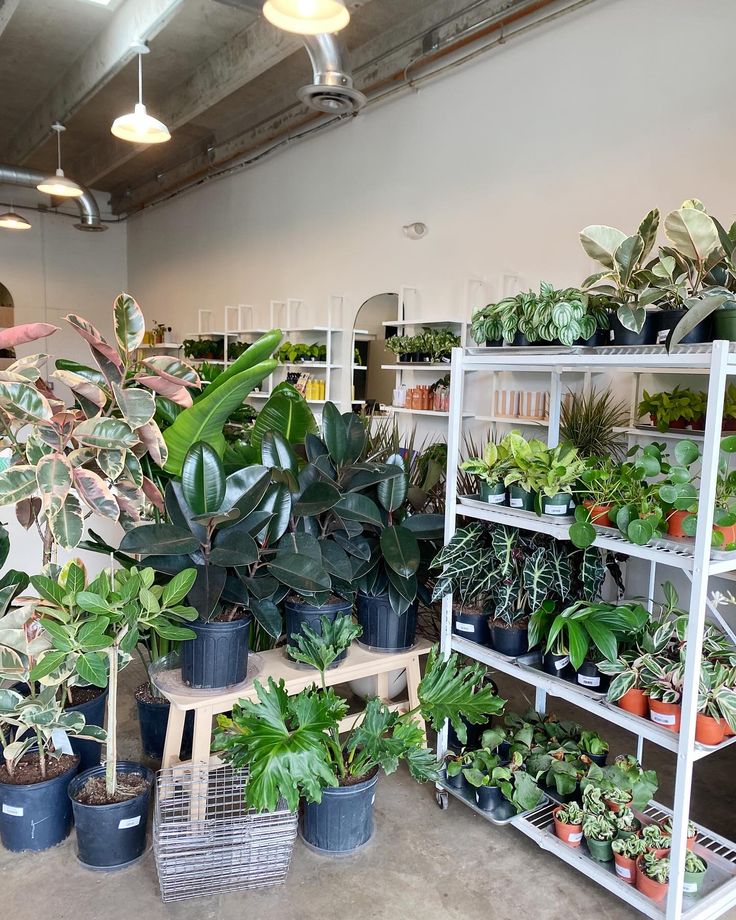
[111,102,170,144]
[262,0,349,34]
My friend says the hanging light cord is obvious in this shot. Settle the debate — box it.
[56,128,62,171]
[138,53,143,106]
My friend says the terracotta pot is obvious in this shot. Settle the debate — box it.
[669,417,688,430]
[720,717,736,738]
[636,857,669,901]
[692,415,706,430]
[658,820,696,850]
[695,712,726,746]
[618,687,649,718]
[552,806,583,848]
[667,509,690,539]
[604,796,632,814]
[648,698,681,732]
[650,846,671,859]
[714,522,736,548]
[583,499,612,527]
[614,851,637,885]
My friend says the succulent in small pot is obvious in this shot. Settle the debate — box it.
[612,834,646,884]
[642,658,684,732]
[553,801,584,847]
[581,754,659,812]
[582,812,617,861]
[641,823,671,857]
[683,852,708,895]
[659,817,697,850]
[611,806,641,839]
[636,852,670,901]
[696,660,736,745]
[603,785,633,813]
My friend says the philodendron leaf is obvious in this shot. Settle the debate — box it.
[380,525,420,578]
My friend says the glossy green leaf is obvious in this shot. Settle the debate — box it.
[335,493,383,526]
[112,385,156,427]
[380,525,420,578]
[294,481,341,516]
[267,552,331,595]
[76,651,109,688]
[120,524,199,556]
[249,382,317,455]
[73,417,137,449]
[0,465,38,504]
[113,292,145,354]
[182,442,226,515]
[162,569,197,607]
[665,207,720,262]
[377,456,407,512]
[322,402,347,464]
[49,494,83,549]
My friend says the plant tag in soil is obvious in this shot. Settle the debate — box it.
[683,882,698,894]
[2,804,23,817]
[555,656,570,670]
[509,498,523,508]
[51,728,74,755]
[454,622,475,634]
[650,710,677,726]
[118,815,141,829]
[577,673,600,688]
[568,831,583,843]
[616,865,632,879]
[544,504,568,515]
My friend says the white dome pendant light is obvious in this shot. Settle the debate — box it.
[36,124,84,198]
[0,209,31,231]
[111,43,170,145]
[263,0,349,35]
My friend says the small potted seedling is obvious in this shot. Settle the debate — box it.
[659,816,697,850]
[643,658,684,732]
[612,835,646,885]
[552,801,585,847]
[462,748,506,810]
[636,852,670,901]
[579,730,609,766]
[683,851,708,895]
[642,823,671,857]
[460,436,514,505]
[604,785,633,813]
[583,812,617,861]
[444,750,471,790]
[612,806,641,839]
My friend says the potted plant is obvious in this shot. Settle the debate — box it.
[213,646,505,854]
[612,835,646,885]
[656,439,701,537]
[286,613,362,673]
[611,805,641,839]
[560,387,629,462]
[642,823,671,857]
[696,661,736,745]
[552,801,584,847]
[66,564,197,869]
[444,749,472,790]
[431,524,496,646]
[582,812,617,861]
[581,754,659,811]
[460,434,516,504]
[636,852,670,901]
[580,209,661,343]
[530,442,588,516]
[603,785,634,813]
[683,852,708,895]
[579,729,609,766]
[461,747,505,809]
[469,751,543,815]
[606,444,668,547]
[638,386,706,432]
[723,383,736,430]
[502,436,549,510]
[642,657,684,732]
[578,456,624,528]
[659,816,697,850]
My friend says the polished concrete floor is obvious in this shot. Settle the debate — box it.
[4,661,736,920]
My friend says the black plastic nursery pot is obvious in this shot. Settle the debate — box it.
[542,651,574,681]
[69,762,154,869]
[489,621,529,657]
[356,592,418,651]
[474,784,503,811]
[453,608,490,646]
[180,614,251,690]
[714,309,736,342]
[610,311,658,346]
[479,480,507,505]
[135,687,194,759]
[586,751,608,767]
[508,485,536,511]
[654,308,713,346]
[284,597,353,665]
[0,754,79,852]
[578,328,610,347]
[575,660,610,693]
[300,770,379,855]
[444,769,466,789]
[67,687,107,772]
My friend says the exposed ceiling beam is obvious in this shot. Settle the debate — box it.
[0,0,21,38]
[1,0,188,164]
[73,0,374,188]
[112,0,544,212]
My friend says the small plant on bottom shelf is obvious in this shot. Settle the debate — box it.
[641,823,671,852]
[685,851,708,874]
[582,813,616,841]
[556,802,584,826]
[579,729,609,759]
[430,523,497,615]
[640,852,670,883]
[613,836,646,859]
[660,816,697,841]
[612,806,640,836]
[582,784,608,816]
[698,661,736,734]
[582,755,659,810]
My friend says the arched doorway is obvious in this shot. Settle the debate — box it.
[353,292,397,411]
[0,282,15,368]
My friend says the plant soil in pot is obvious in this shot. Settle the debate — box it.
[356,592,417,652]
[453,607,490,645]
[66,685,107,772]
[489,620,528,657]
[135,682,194,759]
[542,651,573,681]
[69,762,154,869]
[695,712,726,746]
[180,612,251,690]
[284,596,353,665]
[479,480,507,505]
[618,687,649,718]
[582,499,612,527]
[552,806,583,847]
[508,485,536,511]
[648,698,681,732]
[300,769,379,855]
[0,752,79,852]
[575,660,609,692]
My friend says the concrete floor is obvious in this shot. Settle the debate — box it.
[4,661,736,920]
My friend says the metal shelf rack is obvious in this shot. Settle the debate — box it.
[439,341,736,920]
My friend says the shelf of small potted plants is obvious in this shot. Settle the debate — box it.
[637,386,707,433]
[386,328,461,364]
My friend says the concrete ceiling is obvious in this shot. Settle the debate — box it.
[0,0,579,215]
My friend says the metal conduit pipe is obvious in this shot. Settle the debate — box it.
[0,164,106,231]
[298,33,365,115]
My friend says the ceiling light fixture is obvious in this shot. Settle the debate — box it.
[262,0,349,35]
[111,43,171,144]
[0,209,31,231]
[36,124,84,198]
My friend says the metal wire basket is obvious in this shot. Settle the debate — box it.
[153,763,297,902]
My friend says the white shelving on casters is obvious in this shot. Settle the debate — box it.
[439,341,736,920]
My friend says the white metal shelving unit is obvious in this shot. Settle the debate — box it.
[439,341,736,920]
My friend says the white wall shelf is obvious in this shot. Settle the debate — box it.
[381,363,451,371]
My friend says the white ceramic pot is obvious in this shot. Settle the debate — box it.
[349,669,408,701]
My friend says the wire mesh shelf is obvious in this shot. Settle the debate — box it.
[153,763,297,902]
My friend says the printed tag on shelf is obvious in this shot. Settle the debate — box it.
[568,831,583,843]
[616,865,632,879]
[509,498,524,508]
[118,815,141,830]
[650,710,677,726]
[2,804,23,817]
[554,656,570,670]
[682,882,698,894]
[487,493,506,504]
[455,622,475,634]
[577,673,601,688]
[657,329,669,344]
[544,504,568,515]
[51,728,74,755]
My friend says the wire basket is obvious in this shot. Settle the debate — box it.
[153,763,297,902]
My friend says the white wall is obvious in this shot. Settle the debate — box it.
[127,0,736,339]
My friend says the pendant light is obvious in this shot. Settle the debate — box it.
[111,43,170,144]
[37,124,84,198]
[263,0,349,35]
[0,208,31,231]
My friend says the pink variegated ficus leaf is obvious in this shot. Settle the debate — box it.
[135,374,193,407]
[0,323,58,351]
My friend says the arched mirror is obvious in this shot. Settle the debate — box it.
[0,282,15,370]
[353,292,398,412]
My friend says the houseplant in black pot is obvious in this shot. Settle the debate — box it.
[213,644,505,854]
[65,564,197,869]
[462,748,543,814]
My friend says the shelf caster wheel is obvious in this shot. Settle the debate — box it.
[436,790,449,810]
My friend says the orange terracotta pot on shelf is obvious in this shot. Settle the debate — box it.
[695,712,726,746]
[666,509,690,538]
[714,522,736,548]
[720,717,736,738]
[583,499,612,527]
[636,857,669,902]
[552,806,583,848]
[618,687,649,718]
[648,698,681,732]
[613,851,637,886]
